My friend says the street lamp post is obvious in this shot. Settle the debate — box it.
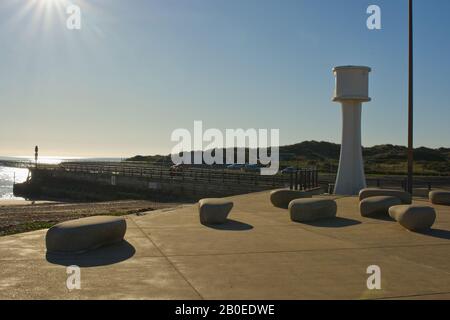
[407,0,414,194]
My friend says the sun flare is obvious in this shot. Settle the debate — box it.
[40,0,66,7]
[41,0,63,4]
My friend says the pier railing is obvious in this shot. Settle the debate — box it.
[0,160,34,168]
[16,161,320,191]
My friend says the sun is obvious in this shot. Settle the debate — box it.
[8,0,96,36]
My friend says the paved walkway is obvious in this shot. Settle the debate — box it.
[0,191,449,299]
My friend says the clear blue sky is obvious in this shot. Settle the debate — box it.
[0,0,449,157]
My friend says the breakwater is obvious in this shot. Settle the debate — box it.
[13,163,321,201]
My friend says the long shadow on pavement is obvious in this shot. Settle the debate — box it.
[301,217,361,228]
[46,240,136,267]
[202,219,254,231]
[418,228,450,240]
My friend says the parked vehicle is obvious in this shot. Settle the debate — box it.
[226,164,245,170]
[243,164,261,173]
[281,167,297,174]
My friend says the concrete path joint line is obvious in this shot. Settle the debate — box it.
[133,222,205,300]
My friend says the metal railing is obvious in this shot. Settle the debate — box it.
[320,174,450,194]
[0,160,34,168]
[288,169,320,191]
[14,160,319,190]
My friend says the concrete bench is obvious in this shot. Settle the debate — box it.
[270,189,313,209]
[289,198,337,222]
[359,188,412,204]
[199,198,233,225]
[359,195,402,217]
[46,216,127,254]
[389,205,436,232]
[429,190,450,205]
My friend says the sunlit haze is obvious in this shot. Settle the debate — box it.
[1,0,450,158]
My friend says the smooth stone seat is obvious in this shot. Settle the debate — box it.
[359,196,402,217]
[429,190,450,205]
[198,198,233,225]
[270,189,312,209]
[389,205,436,231]
[289,198,337,222]
[46,216,127,254]
[359,188,412,204]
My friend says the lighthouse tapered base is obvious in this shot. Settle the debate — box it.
[334,102,367,195]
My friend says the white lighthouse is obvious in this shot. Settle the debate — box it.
[332,66,371,195]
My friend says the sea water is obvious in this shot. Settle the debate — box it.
[0,157,64,200]
[0,157,122,200]
[0,166,29,200]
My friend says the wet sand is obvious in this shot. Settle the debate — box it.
[0,199,188,236]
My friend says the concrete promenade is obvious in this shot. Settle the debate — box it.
[0,190,449,299]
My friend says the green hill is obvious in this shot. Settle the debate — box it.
[127,141,450,176]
